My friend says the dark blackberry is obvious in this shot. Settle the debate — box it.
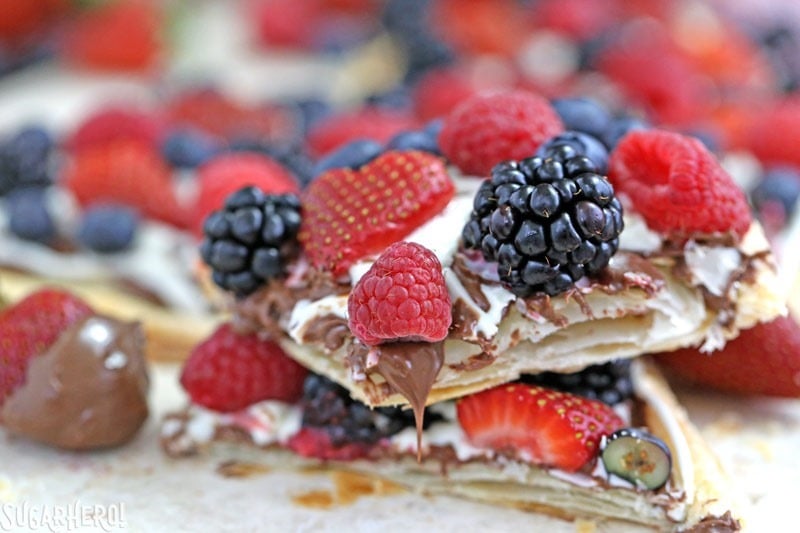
[200,186,301,296]
[522,359,633,406]
[462,155,624,297]
[300,374,427,446]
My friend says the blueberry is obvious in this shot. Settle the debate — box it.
[552,98,612,140]
[6,187,56,243]
[161,128,220,168]
[366,85,413,110]
[386,129,440,154]
[536,131,609,174]
[601,115,648,149]
[0,125,54,195]
[313,139,383,176]
[601,428,672,490]
[751,167,800,223]
[286,98,331,136]
[424,119,443,139]
[77,205,139,253]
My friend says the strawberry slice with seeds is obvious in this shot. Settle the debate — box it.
[298,150,455,276]
[456,383,624,472]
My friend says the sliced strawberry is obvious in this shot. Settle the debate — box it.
[655,316,800,397]
[456,384,624,472]
[64,140,187,228]
[298,150,455,276]
[0,289,93,407]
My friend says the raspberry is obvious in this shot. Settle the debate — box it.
[299,150,455,275]
[200,186,302,296]
[0,289,93,407]
[746,97,800,168]
[191,152,299,235]
[248,0,322,49]
[305,107,419,157]
[347,241,451,346]
[462,155,623,297]
[438,89,564,176]
[180,323,308,412]
[431,0,527,57]
[64,140,187,228]
[608,130,752,241]
[67,106,164,153]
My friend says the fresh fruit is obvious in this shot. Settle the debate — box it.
[456,384,624,472]
[200,186,302,296]
[180,323,308,412]
[0,0,68,44]
[600,115,648,150]
[655,316,800,397]
[312,139,383,177]
[287,427,372,461]
[6,187,55,244]
[462,155,623,297]
[249,0,322,49]
[191,152,299,235]
[438,89,564,176]
[76,204,139,253]
[67,106,164,153]
[412,68,479,122]
[601,428,672,489]
[386,128,440,155]
[746,97,800,168]
[608,130,751,242]
[523,359,633,406]
[0,289,93,407]
[0,125,54,196]
[431,0,527,57]
[535,131,610,174]
[551,98,613,143]
[160,128,221,169]
[63,140,186,228]
[299,150,455,276]
[305,107,418,157]
[347,241,451,346]
[750,167,800,233]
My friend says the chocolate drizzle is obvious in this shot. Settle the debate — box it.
[373,341,445,461]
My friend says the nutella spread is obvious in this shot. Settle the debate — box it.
[2,315,150,450]
[373,341,445,460]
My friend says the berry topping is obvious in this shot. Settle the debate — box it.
[750,167,800,232]
[0,126,54,196]
[63,140,187,228]
[305,107,419,157]
[462,155,624,297]
[347,241,452,346]
[313,139,383,177]
[601,428,672,490]
[0,289,94,407]
[438,89,564,176]
[551,97,612,141]
[536,130,610,174]
[299,150,455,276]
[522,359,633,406]
[77,204,139,253]
[456,384,624,472]
[655,316,800,398]
[608,130,751,242]
[160,128,220,169]
[191,152,299,235]
[67,106,164,153]
[180,323,308,412]
[200,186,302,296]
[6,187,56,244]
[299,374,423,447]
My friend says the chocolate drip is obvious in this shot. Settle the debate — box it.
[374,341,444,461]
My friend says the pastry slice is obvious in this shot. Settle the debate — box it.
[162,356,742,532]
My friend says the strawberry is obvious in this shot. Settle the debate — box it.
[745,96,800,168]
[64,140,187,228]
[456,383,624,472]
[0,0,68,44]
[305,107,419,158]
[298,150,455,276]
[248,0,323,49]
[655,316,800,398]
[60,0,161,72]
[191,152,299,235]
[0,289,93,407]
[347,242,451,346]
[67,105,165,153]
[180,323,308,412]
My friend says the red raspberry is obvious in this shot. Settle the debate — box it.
[0,289,93,407]
[64,140,187,228]
[180,323,308,412]
[67,106,165,153]
[287,427,371,460]
[299,151,455,275]
[438,89,564,176]
[608,129,752,241]
[347,241,452,346]
[529,0,621,40]
[60,0,161,72]
[248,0,322,49]
[305,107,419,158]
[746,97,800,168]
[191,152,299,235]
[0,0,68,44]
[431,0,527,57]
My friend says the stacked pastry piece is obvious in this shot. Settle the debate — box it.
[163,94,784,531]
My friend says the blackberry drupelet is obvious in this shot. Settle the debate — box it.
[300,374,423,446]
[462,155,624,297]
[200,186,301,296]
[522,359,633,405]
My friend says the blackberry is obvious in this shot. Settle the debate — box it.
[300,374,426,446]
[200,186,301,296]
[462,155,624,297]
[522,359,633,406]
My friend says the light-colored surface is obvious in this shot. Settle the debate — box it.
[0,364,798,532]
